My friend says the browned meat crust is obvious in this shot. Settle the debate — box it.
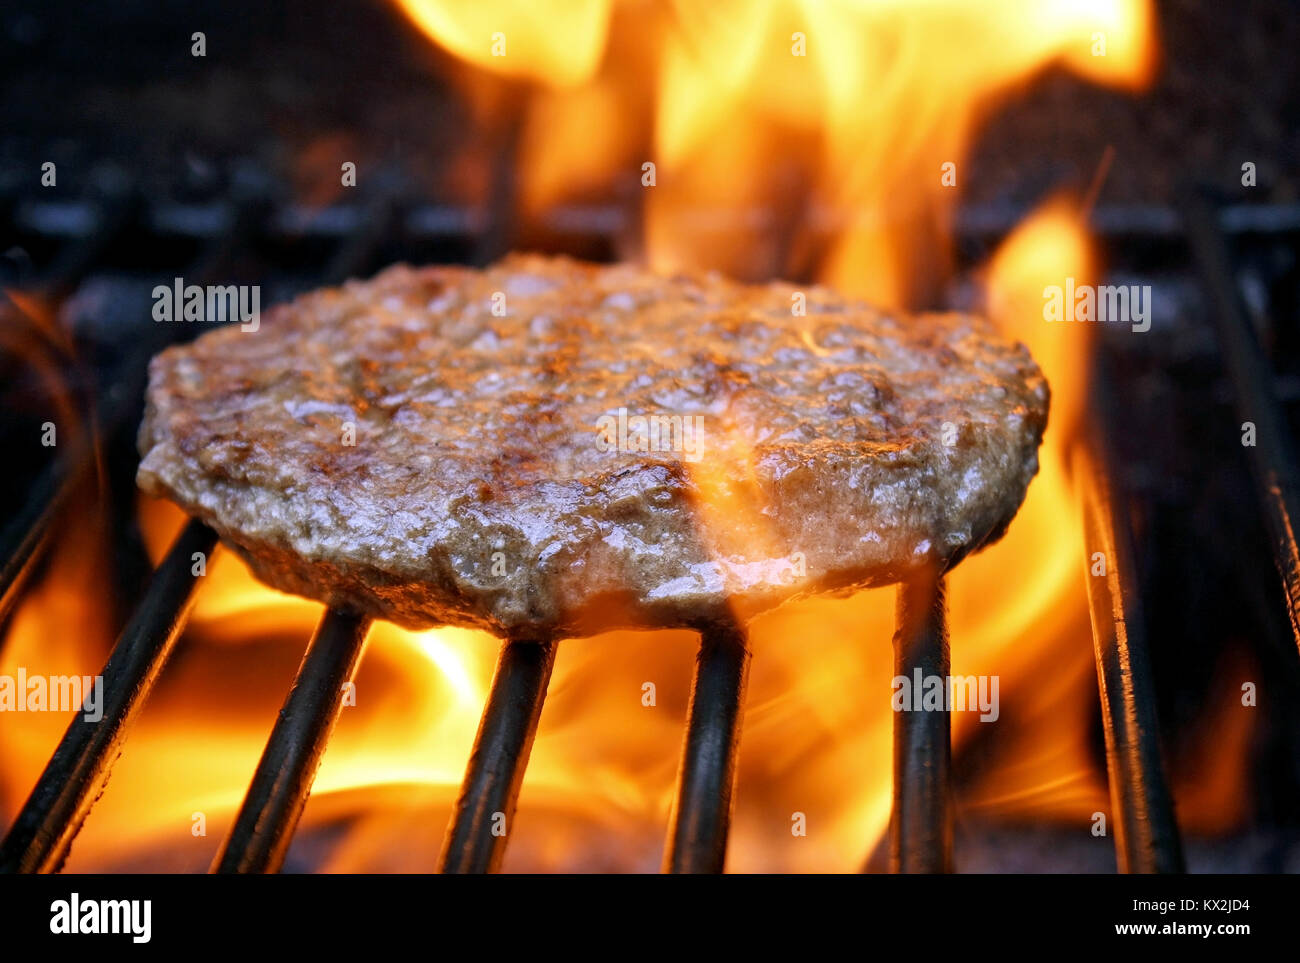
[137,254,1049,638]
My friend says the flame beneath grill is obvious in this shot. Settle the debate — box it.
[0,0,1252,872]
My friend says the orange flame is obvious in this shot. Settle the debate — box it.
[398,0,1156,303]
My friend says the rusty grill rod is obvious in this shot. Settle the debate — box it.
[211,608,372,874]
[1182,188,1300,659]
[0,519,217,873]
[663,619,751,874]
[438,638,558,873]
[889,572,953,873]
[1076,433,1185,874]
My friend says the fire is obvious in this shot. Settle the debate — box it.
[394,1,612,87]
[397,0,1156,303]
[0,0,1249,873]
[953,199,1103,820]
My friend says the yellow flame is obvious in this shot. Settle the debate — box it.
[399,0,1155,303]
[392,0,613,87]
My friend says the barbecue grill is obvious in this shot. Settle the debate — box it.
[2,178,1297,873]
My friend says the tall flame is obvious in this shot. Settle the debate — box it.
[399,0,1156,303]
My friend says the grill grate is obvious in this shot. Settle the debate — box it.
[1,183,1298,874]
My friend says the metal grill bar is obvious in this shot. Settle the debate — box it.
[211,608,372,874]
[1076,437,1185,873]
[1183,189,1300,659]
[0,458,74,628]
[663,619,751,874]
[0,519,216,873]
[437,638,558,873]
[11,198,1300,247]
[889,572,953,873]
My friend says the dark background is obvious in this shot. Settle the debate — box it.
[1,0,1296,213]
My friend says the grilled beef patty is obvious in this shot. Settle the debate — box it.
[137,254,1049,637]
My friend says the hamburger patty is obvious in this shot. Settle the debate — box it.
[137,254,1049,637]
